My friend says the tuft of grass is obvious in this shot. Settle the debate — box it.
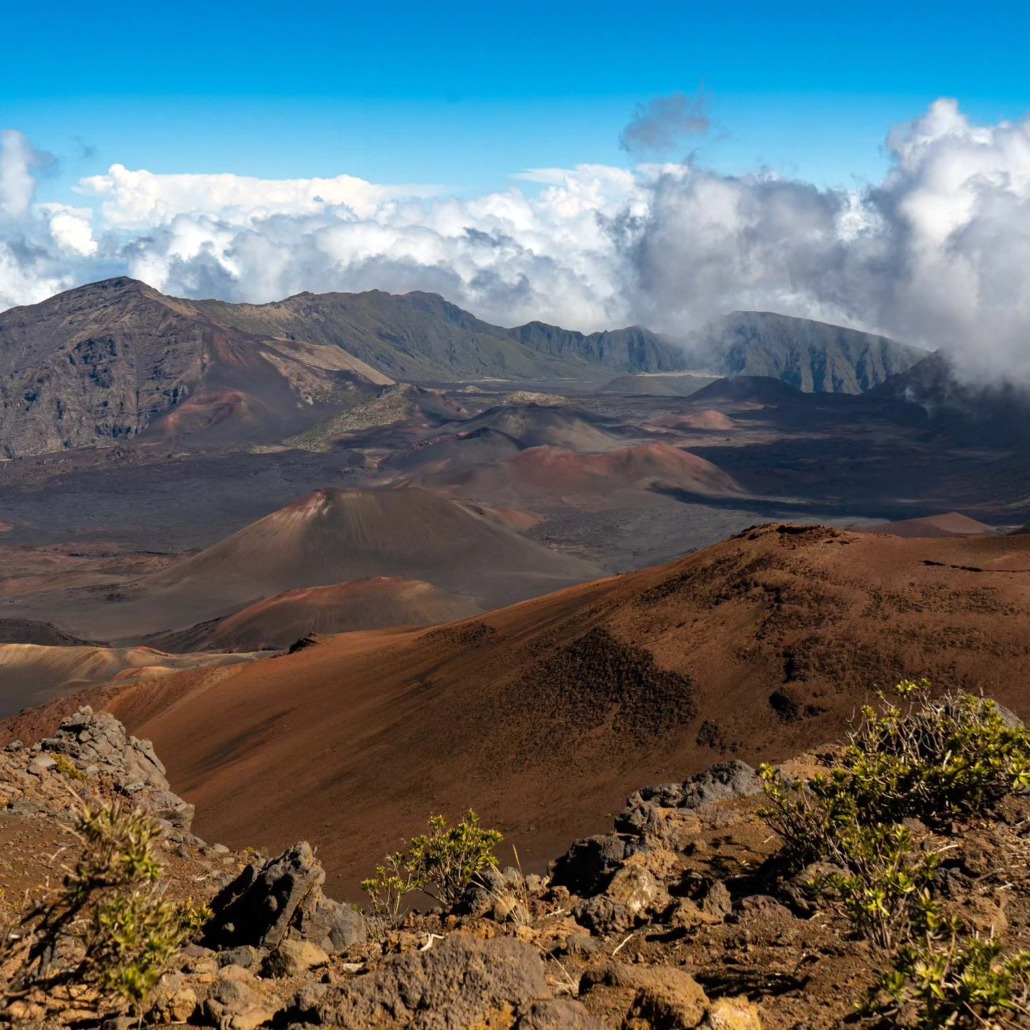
[52,754,88,782]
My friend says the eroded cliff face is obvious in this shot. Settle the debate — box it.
[0,278,393,457]
[0,279,209,455]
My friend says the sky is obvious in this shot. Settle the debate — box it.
[2,0,1030,377]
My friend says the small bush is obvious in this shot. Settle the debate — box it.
[878,929,1030,1028]
[360,851,425,938]
[407,811,504,906]
[846,680,1030,825]
[84,890,207,1010]
[762,681,1030,1028]
[3,800,205,1015]
[361,811,503,934]
[761,680,1030,870]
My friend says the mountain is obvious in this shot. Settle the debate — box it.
[0,278,392,457]
[198,291,685,376]
[419,442,741,505]
[508,322,684,372]
[596,373,717,396]
[192,289,596,383]
[0,619,97,647]
[863,512,995,537]
[689,374,807,405]
[0,279,929,457]
[869,350,1030,447]
[445,403,623,451]
[8,523,1030,893]
[0,281,677,457]
[697,311,924,393]
[49,486,601,640]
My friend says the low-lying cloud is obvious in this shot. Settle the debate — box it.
[1,99,1029,379]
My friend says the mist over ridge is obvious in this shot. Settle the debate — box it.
[1,99,1029,383]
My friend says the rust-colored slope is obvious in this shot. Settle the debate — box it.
[6,524,1030,896]
[864,512,996,537]
[0,643,263,719]
[145,578,482,652]
[429,441,740,504]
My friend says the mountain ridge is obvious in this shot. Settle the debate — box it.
[0,277,925,457]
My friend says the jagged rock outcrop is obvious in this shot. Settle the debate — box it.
[1,706,194,837]
[616,760,761,835]
[205,842,365,954]
[38,706,195,836]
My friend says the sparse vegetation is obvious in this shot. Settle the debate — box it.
[879,927,1030,1028]
[51,753,88,782]
[761,680,1030,1027]
[1,800,207,1016]
[362,811,503,936]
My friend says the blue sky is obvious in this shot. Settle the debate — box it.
[5,0,1029,198]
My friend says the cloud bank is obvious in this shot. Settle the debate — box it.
[1,100,1030,379]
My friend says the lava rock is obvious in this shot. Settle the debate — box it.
[550,834,628,896]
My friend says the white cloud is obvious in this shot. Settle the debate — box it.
[1,99,1030,379]
[40,204,97,257]
[0,130,40,221]
[76,164,441,228]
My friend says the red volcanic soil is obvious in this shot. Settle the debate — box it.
[441,442,740,502]
[507,442,739,495]
[145,578,482,652]
[8,524,1030,896]
[862,512,996,537]
[657,410,740,431]
[0,643,261,719]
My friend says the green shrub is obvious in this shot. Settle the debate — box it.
[845,680,1030,825]
[406,811,504,906]
[761,680,1030,870]
[84,889,207,1010]
[361,810,503,934]
[878,929,1030,1028]
[360,851,425,937]
[3,800,206,1015]
[762,681,1030,1027]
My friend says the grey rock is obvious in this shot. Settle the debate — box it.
[40,707,171,793]
[617,761,760,836]
[629,761,760,814]
[550,834,628,897]
[573,896,633,935]
[294,894,367,952]
[313,935,567,1030]
[565,933,598,957]
[217,945,262,970]
[205,842,324,950]
[699,880,733,920]
[204,966,281,1030]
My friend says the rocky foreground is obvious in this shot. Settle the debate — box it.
[0,707,1028,1029]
